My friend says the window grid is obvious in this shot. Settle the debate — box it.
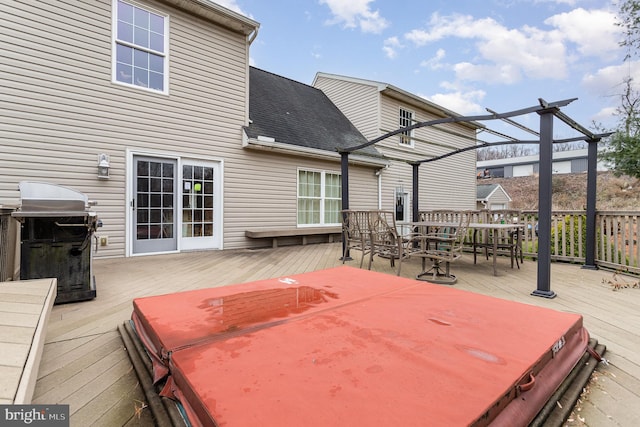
[114,0,166,92]
[298,170,341,226]
[182,165,215,238]
[136,160,174,240]
[399,108,414,146]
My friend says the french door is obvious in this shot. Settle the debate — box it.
[132,156,178,254]
[130,154,221,255]
[180,160,222,250]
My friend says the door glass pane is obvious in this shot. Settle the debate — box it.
[182,163,215,239]
[137,159,174,241]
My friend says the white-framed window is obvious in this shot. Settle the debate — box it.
[399,107,414,147]
[297,169,341,226]
[113,0,168,93]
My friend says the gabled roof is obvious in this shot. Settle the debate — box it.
[244,67,384,164]
[477,184,512,202]
[313,72,483,131]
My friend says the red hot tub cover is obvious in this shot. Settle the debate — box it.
[131,266,588,427]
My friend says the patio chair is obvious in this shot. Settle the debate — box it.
[341,210,372,268]
[367,210,408,275]
[408,213,470,284]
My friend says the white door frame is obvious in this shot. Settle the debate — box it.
[125,149,224,257]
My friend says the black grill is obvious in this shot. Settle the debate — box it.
[12,182,99,304]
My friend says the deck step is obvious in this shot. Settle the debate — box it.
[0,278,56,404]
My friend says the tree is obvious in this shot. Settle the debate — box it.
[618,0,640,60]
[600,77,640,178]
[599,1,640,178]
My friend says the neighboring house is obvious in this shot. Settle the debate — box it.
[313,73,482,221]
[0,0,385,258]
[477,148,608,178]
[476,184,512,210]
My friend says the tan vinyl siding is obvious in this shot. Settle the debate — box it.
[313,76,380,141]
[1,0,251,257]
[377,95,477,212]
[314,75,478,216]
[224,150,378,248]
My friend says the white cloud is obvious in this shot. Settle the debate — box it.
[383,37,402,59]
[591,106,617,126]
[580,61,640,127]
[319,0,389,34]
[533,0,578,5]
[545,8,620,59]
[213,0,250,17]
[454,62,522,84]
[403,8,622,85]
[420,48,446,70]
[404,14,568,82]
[421,89,486,115]
[582,61,640,96]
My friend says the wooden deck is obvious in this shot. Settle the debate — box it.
[30,243,640,426]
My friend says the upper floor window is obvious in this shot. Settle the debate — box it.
[298,170,342,226]
[113,0,168,93]
[399,108,414,147]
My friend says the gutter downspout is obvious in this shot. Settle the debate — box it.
[248,26,259,45]
[377,170,382,209]
[245,25,259,125]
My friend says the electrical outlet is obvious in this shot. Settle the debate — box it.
[100,236,108,246]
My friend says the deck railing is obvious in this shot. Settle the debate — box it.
[2,207,638,278]
[416,209,640,275]
[520,210,639,275]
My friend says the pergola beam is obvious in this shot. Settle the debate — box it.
[338,97,603,299]
[486,107,540,137]
[343,98,578,153]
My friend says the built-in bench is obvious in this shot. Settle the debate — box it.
[245,227,342,248]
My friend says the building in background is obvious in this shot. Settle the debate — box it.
[477,149,607,178]
[476,184,512,210]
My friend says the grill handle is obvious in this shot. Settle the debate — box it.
[55,222,89,228]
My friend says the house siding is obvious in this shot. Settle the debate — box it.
[313,76,380,141]
[1,0,252,257]
[225,149,378,248]
[377,95,477,212]
[315,75,478,217]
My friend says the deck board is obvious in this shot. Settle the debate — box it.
[25,243,640,426]
[0,278,56,404]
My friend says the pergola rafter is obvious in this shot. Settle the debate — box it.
[338,98,613,298]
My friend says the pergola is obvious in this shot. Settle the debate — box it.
[338,98,613,298]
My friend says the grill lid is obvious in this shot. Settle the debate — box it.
[12,181,94,217]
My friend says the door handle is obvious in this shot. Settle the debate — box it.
[131,198,136,210]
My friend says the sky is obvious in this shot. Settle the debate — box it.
[214,0,639,142]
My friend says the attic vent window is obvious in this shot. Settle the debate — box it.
[113,0,168,93]
[399,108,414,147]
